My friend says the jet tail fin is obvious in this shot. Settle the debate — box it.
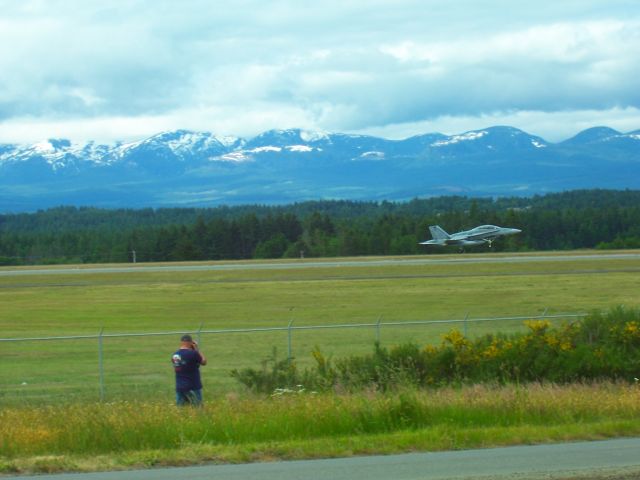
[429,225,450,241]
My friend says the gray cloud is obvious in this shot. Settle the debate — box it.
[0,0,639,143]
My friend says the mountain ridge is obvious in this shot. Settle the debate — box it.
[1,126,639,212]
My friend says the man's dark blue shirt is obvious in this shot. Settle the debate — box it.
[172,348,203,391]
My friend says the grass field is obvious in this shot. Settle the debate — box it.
[2,383,640,475]
[1,251,640,404]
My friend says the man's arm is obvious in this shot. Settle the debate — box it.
[192,341,207,366]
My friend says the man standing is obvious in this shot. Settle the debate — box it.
[172,334,207,406]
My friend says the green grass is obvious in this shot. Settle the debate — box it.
[2,383,640,475]
[1,251,640,403]
[2,253,640,474]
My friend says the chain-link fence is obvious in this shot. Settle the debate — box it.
[0,311,586,405]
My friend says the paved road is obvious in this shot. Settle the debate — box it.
[1,252,639,277]
[8,438,640,480]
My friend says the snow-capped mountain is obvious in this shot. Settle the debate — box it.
[111,130,244,163]
[0,138,109,169]
[1,126,639,211]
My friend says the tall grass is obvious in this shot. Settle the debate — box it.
[2,382,639,459]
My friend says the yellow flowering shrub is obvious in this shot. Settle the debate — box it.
[236,307,640,392]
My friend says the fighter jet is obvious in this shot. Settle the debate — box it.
[420,224,521,247]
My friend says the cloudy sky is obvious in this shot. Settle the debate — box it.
[1,0,639,144]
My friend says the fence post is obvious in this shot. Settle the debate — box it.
[287,318,294,364]
[376,315,382,344]
[542,307,548,318]
[464,312,469,337]
[98,327,105,402]
[197,322,203,347]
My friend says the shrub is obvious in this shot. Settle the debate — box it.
[232,307,640,393]
[230,348,299,394]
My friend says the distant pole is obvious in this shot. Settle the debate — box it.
[464,312,469,337]
[287,308,295,364]
[287,319,294,364]
[132,250,137,263]
[98,328,105,402]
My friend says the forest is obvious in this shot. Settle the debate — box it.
[1,189,640,265]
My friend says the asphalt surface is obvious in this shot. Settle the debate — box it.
[1,252,639,277]
[7,438,640,479]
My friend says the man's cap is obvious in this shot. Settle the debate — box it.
[181,334,193,342]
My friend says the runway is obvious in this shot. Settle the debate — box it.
[7,437,640,480]
[1,252,639,277]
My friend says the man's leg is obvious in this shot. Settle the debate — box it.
[176,390,189,406]
[186,389,202,406]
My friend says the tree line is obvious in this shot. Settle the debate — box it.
[1,189,640,265]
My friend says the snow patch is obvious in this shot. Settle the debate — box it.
[250,146,282,153]
[299,130,329,142]
[114,140,143,157]
[431,131,488,147]
[166,133,202,151]
[216,135,241,147]
[166,132,220,153]
[359,151,385,159]
[215,152,251,162]
[33,141,56,154]
[531,140,547,148]
[287,145,313,152]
